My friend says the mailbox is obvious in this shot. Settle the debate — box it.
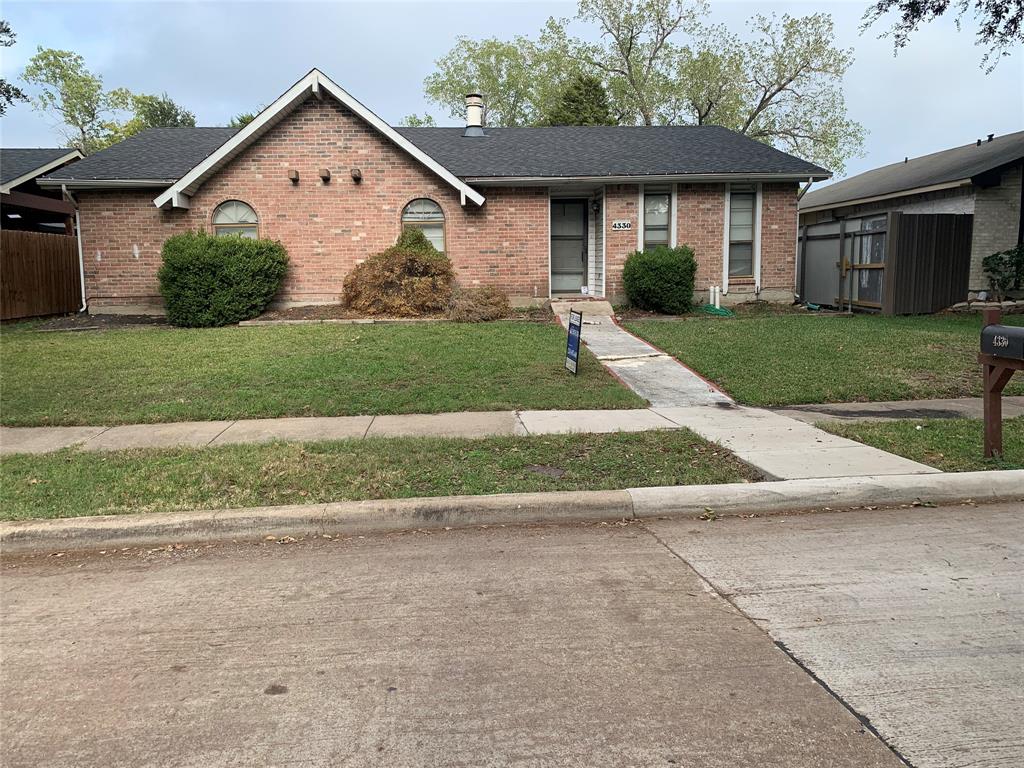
[981,324,1024,360]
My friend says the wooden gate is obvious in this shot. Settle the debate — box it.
[1,230,82,320]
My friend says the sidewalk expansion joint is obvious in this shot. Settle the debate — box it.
[207,421,237,446]
[362,416,375,439]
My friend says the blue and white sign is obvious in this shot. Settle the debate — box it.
[565,310,583,375]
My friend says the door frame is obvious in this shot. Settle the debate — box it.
[549,197,589,297]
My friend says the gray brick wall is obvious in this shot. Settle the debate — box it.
[970,161,1022,293]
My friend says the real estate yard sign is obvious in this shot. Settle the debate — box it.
[565,310,582,375]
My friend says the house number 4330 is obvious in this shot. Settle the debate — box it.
[611,220,632,231]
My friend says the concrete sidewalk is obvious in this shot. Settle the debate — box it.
[777,396,1024,423]
[0,405,936,479]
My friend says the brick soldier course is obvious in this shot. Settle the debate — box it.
[42,68,829,314]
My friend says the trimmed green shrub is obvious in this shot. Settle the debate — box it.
[343,229,455,316]
[622,245,697,314]
[983,244,1024,300]
[447,285,512,322]
[158,231,288,327]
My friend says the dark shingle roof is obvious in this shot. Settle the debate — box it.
[39,123,826,185]
[41,128,239,182]
[801,130,1024,210]
[1,148,80,185]
[397,125,828,179]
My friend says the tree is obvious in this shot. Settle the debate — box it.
[228,111,258,128]
[674,15,864,172]
[400,113,436,127]
[421,0,864,172]
[423,24,578,127]
[863,0,1024,68]
[0,21,27,116]
[572,0,704,126]
[102,91,196,145]
[543,73,616,125]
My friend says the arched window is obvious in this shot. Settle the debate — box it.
[401,198,445,252]
[212,200,259,239]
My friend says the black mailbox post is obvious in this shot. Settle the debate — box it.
[979,308,1024,457]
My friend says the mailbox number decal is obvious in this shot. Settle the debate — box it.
[992,334,1010,349]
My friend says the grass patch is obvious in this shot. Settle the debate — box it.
[822,417,1024,472]
[625,313,1024,406]
[0,431,756,521]
[0,321,642,426]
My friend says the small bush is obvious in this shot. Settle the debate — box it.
[447,285,512,322]
[158,232,288,327]
[983,244,1024,300]
[343,229,455,316]
[622,245,697,314]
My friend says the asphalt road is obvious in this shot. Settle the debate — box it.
[2,519,899,768]
[649,502,1024,768]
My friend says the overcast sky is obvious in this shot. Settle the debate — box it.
[1,0,1021,182]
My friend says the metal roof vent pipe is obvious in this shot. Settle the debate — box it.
[464,93,485,137]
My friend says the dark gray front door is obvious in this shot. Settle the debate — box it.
[551,200,587,294]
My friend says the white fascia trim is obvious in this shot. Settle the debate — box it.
[799,179,972,214]
[466,172,831,186]
[754,182,763,293]
[670,184,678,248]
[37,178,176,190]
[1,150,84,194]
[153,69,485,209]
[637,184,644,252]
[722,184,731,294]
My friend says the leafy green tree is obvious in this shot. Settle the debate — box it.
[400,113,437,127]
[228,111,258,128]
[421,0,864,172]
[21,48,122,154]
[423,23,578,127]
[863,0,1023,69]
[543,73,616,125]
[0,21,28,116]
[102,91,196,144]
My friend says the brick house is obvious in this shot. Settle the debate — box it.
[39,69,828,314]
[800,132,1024,305]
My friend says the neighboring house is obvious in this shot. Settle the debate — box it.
[1,148,82,233]
[38,69,828,315]
[800,132,1023,307]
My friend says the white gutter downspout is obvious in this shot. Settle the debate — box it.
[64,184,87,313]
[797,176,814,201]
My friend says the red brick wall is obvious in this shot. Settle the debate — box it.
[602,184,639,301]
[75,98,800,311]
[77,97,550,310]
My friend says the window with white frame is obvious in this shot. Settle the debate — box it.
[643,189,670,250]
[728,185,755,278]
[401,198,445,252]
[212,200,259,238]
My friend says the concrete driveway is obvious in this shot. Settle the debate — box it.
[649,503,1024,768]
[1,521,899,768]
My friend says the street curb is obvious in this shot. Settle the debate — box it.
[1,471,1021,555]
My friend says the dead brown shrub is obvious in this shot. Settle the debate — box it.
[342,229,455,316]
[447,285,512,322]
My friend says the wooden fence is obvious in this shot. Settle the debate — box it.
[1,230,82,321]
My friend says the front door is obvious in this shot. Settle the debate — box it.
[551,200,587,294]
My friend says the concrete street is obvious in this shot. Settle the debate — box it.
[2,518,900,768]
[650,503,1024,768]
[1,502,1020,767]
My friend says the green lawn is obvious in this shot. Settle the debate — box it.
[0,321,642,426]
[625,313,1024,406]
[0,431,756,521]
[823,417,1024,472]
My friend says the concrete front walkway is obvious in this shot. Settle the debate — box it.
[551,299,731,407]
